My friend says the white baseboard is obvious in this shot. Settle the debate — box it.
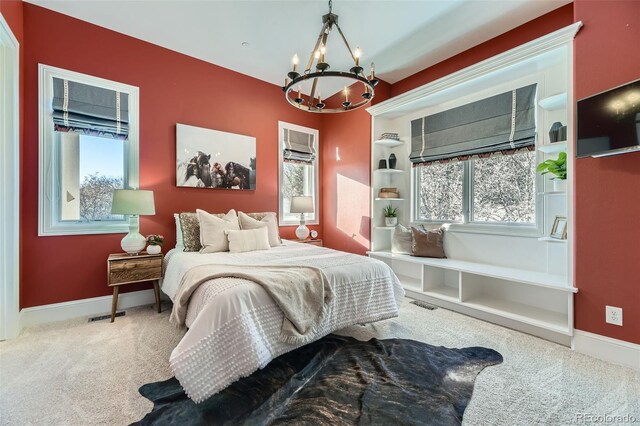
[572,330,640,371]
[19,289,157,329]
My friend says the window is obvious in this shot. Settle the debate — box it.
[414,150,538,231]
[278,122,319,226]
[411,83,541,234]
[39,65,139,236]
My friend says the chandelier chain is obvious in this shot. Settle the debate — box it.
[328,0,332,13]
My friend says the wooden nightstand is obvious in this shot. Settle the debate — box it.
[107,252,163,322]
[296,239,323,247]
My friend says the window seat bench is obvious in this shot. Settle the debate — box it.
[368,251,577,345]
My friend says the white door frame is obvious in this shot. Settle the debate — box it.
[0,12,21,340]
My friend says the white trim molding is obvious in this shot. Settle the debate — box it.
[0,12,21,341]
[367,22,583,117]
[20,289,158,328]
[572,330,640,371]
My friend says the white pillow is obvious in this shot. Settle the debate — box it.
[197,209,240,253]
[238,211,281,247]
[174,213,184,250]
[225,227,271,253]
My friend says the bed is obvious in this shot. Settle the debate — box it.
[161,240,404,402]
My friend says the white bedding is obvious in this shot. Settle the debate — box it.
[161,241,404,402]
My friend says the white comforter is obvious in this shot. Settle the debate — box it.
[162,241,404,402]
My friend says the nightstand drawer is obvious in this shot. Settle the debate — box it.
[108,256,162,285]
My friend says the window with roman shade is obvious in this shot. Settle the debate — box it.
[39,65,139,236]
[52,77,129,139]
[283,128,316,164]
[278,122,319,226]
[410,83,537,166]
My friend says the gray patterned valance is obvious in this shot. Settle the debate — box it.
[283,129,316,164]
[410,84,537,166]
[52,77,129,138]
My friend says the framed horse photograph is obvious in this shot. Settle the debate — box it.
[176,124,256,190]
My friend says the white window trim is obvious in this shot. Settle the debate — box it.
[409,74,547,238]
[38,64,139,236]
[278,121,319,227]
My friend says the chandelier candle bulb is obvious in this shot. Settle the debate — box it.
[371,62,375,78]
[320,46,326,62]
[292,54,299,72]
[354,46,361,66]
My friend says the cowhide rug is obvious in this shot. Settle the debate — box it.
[132,335,502,425]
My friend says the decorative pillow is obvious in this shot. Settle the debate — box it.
[411,226,446,259]
[238,211,281,247]
[179,213,202,252]
[174,214,185,250]
[225,227,271,253]
[197,209,240,253]
[392,224,413,255]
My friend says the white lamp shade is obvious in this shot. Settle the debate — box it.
[290,196,314,214]
[111,189,156,215]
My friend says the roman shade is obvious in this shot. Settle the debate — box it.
[52,77,129,138]
[410,83,537,165]
[283,128,316,164]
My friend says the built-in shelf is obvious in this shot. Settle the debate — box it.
[374,198,404,201]
[538,237,568,243]
[374,138,403,148]
[374,168,404,175]
[538,141,567,153]
[538,92,567,111]
[462,296,569,334]
[396,274,421,292]
[424,286,459,302]
[374,226,396,230]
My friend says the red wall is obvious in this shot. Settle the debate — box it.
[321,82,391,255]
[573,0,640,345]
[21,4,322,308]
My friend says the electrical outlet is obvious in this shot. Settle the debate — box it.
[605,306,623,326]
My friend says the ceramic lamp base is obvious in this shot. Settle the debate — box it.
[296,224,310,240]
[121,231,146,254]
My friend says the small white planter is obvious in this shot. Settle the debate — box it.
[384,217,398,227]
[553,179,567,192]
[147,245,162,255]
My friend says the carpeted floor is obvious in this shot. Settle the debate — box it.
[1,299,639,425]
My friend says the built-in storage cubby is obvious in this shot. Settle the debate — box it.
[371,251,576,344]
[367,23,581,345]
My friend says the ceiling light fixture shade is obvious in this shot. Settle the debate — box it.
[283,0,378,114]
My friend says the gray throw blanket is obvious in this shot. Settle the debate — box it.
[170,264,334,344]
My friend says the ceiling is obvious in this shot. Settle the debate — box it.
[26,0,571,96]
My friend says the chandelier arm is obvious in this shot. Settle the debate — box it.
[333,22,358,65]
[305,21,331,73]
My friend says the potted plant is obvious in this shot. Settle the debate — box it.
[146,234,164,254]
[383,204,398,227]
[537,151,567,192]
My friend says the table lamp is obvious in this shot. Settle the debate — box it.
[111,189,155,254]
[290,196,314,240]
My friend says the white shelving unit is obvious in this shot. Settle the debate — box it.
[370,251,575,341]
[374,138,404,148]
[374,197,404,201]
[366,24,581,345]
[374,169,404,175]
[538,92,567,110]
[538,141,567,153]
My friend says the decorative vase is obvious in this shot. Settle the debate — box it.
[147,244,161,255]
[385,217,398,227]
[378,159,387,169]
[388,153,397,169]
[549,122,563,143]
[553,179,567,192]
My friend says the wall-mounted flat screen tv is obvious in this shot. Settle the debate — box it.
[576,78,640,158]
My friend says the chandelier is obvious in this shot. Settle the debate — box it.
[283,0,378,113]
